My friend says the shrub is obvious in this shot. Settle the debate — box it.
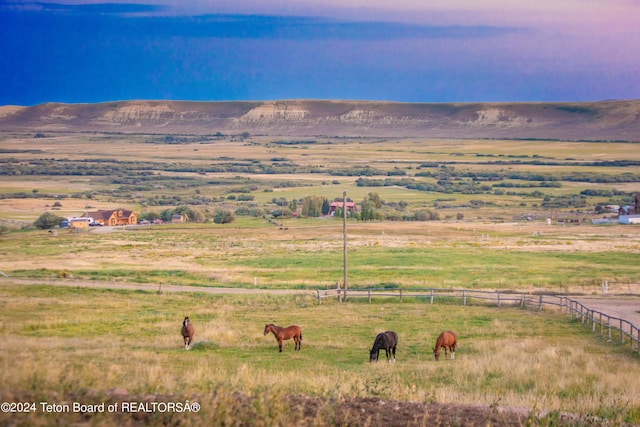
[414,209,439,221]
[34,212,65,230]
[214,210,235,224]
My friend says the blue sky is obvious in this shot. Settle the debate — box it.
[1,0,639,105]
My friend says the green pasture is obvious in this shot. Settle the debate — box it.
[0,284,638,425]
[2,221,639,292]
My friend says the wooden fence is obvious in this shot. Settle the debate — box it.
[315,288,640,355]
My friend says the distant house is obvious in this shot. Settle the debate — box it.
[328,201,358,216]
[171,214,186,223]
[83,209,137,226]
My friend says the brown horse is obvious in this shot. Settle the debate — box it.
[433,330,457,361]
[181,316,195,350]
[263,323,302,352]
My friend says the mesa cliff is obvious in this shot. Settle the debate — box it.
[1,99,639,140]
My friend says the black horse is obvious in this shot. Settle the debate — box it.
[369,330,398,363]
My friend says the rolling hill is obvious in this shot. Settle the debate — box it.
[1,99,639,140]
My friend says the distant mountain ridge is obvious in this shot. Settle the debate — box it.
[1,99,639,140]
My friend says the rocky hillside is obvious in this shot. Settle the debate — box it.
[1,99,639,140]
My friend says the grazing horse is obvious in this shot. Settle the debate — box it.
[181,316,195,350]
[263,323,302,352]
[433,330,457,361]
[369,330,398,363]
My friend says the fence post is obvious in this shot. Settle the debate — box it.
[496,292,500,307]
[620,319,624,344]
[368,290,371,304]
[463,290,467,306]
[430,289,434,305]
[399,289,403,303]
[599,313,603,335]
[316,289,321,302]
[538,295,543,311]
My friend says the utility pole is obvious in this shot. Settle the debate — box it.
[343,190,348,301]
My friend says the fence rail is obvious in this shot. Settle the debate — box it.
[315,288,640,356]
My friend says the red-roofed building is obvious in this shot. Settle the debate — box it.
[328,201,358,216]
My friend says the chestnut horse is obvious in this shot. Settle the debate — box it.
[369,330,398,363]
[181,316,195,350]
[433,330,457,361]
[263,323,302,352]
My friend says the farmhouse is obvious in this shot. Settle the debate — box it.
[328,201,358,216]
[83,209,137,226]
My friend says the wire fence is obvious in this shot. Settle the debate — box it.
[315,287,640,356]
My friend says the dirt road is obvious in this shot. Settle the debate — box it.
[2,277,639,328]
[0,277,305,295]
[572,297,640,328]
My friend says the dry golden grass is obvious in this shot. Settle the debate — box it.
[1,285,638,426]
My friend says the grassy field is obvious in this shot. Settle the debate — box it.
[0,284,639,425]
[1,132,640,425]
[1,220,639,293]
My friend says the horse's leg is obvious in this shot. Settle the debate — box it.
[392,345,397,363]
[278,338,283,352]
[295,335,301,351]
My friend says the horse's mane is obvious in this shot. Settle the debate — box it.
[373,331,397,349]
